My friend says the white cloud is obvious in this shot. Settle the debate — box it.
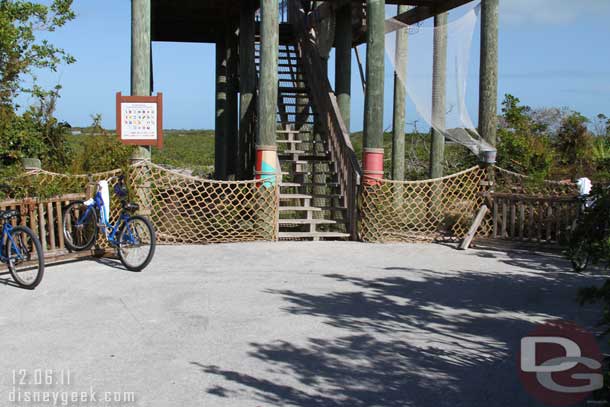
[501,0,610,25]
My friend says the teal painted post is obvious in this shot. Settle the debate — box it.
[256,0,279,183]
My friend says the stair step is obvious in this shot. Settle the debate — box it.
[279,182,301,187]
[279,194,312,200]
[280,149,305,154]
[312,194,343,199]
[279,206,322,212]
[277,129,313,134]
[319,206,348,211]
[278,231,350,240]
[278,219,337,225]
[280,154,332,161]
[278,87,309,93]
[306,182,340,187]
[277,140,303,144]
[293,170,336,175]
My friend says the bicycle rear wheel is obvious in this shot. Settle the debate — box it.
[118,215,156,272]
[570,241,591,272]
[6,226,44,289]
[63,201,97,251]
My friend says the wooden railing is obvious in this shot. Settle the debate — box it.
[490,193,580,245]
[0,193,85,261]
[289,0,362,239]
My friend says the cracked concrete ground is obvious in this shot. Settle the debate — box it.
[0,242,606,406]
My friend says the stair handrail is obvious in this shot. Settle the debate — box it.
[288,0,362,239]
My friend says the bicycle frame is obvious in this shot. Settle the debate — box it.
[0,221,24,263]
[77,188,139,247]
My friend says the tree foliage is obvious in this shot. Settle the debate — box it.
[0,0,75,170]
[496,94,555,178]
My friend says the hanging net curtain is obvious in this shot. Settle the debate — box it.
[385,1,496,163]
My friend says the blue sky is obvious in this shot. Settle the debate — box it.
[28,0,610,131]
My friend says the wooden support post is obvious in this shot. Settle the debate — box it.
[226,26,239,180]
[239,1,257,179]
[429,12,447,179]
[459,205,489,250]
[479,0,499,147]
[313,61,329,219]
[335,3,352,131]
[392,5,409,181]
[215,37,228,180]
[131,0,152,161]
[256,0,279,183]
[363,0,385,183]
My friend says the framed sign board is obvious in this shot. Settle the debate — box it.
[116,92,163,149]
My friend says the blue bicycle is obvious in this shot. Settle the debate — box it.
[0,186,44,288]
[62,175,156,271]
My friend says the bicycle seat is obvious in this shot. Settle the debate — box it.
[122,202,140,212]
[0,209,19,220]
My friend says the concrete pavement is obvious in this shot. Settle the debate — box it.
[0,242,606,406]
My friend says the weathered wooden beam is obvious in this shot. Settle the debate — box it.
[239,0,257,179]
[385,0,474,33]
[335,3,352,131]
[225,26,239,180]
[131,0,152,161]
[459,205,489,250]
[392,5,409,181]
[429,12,447,179]
[257,0,279,148]
[215,37,228,180]
[479,0,499,147]
[363,0,386,182]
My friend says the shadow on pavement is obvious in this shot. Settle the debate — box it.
[192,251,607,407]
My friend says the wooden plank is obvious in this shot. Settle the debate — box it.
[459,205,489,250]
[518,202,525,240]
[546,205,553,242]
[492,199,498,238]
[527,202,535,241]
[56,201,65,250]
[501,200,508,238]
[385,0,475,33]
[38,203,47,251]
[509,200,516,238]
[536,202,544,242]
[556,203,563,243]
[47,202,56,251]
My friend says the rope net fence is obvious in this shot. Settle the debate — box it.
[360,166,488,243]
[128,162,279,244]
[6,164,579,247]
[18,162,279,246]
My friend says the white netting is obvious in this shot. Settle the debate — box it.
[385,2,496,162]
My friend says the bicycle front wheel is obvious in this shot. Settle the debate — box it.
[6,226,44,289]
[63,201,97,251]
[118,215,156,272]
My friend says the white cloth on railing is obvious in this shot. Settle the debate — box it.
[576,177,592,196]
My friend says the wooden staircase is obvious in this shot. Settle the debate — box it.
[255,41,350,241]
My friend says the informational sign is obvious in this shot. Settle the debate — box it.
[116,92,163,149]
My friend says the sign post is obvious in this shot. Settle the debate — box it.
[116,92,163,149]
